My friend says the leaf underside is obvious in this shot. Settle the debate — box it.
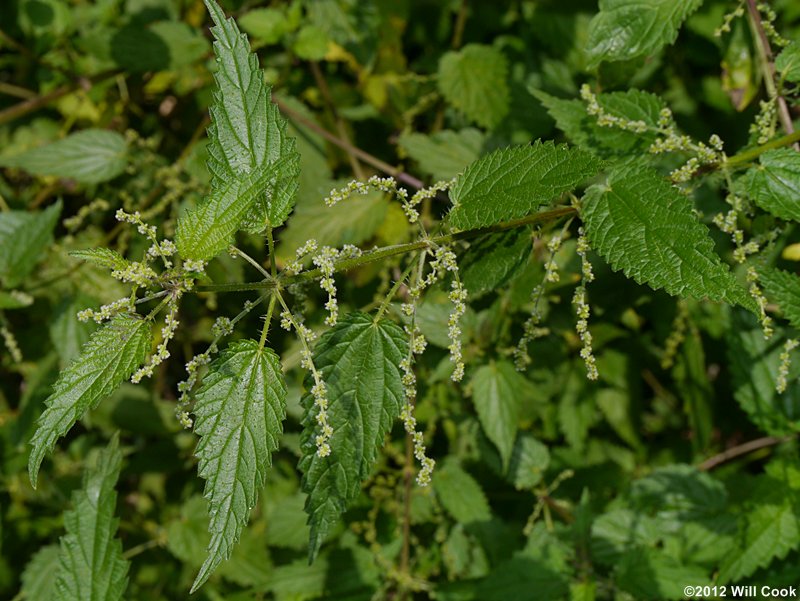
[191,339,287,592]
[299,312,407,563]
[28,314,151,487]
[744,149,800,222]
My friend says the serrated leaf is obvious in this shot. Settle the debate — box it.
[727,308,800,436]
[191,339,287,592]
[586,0,703,68]
[28,314,151,487]
[299,312,407,562]
[760,267,800,329]
[437,44,509,130]
[582,164,754,310]
[506,433,550,490]
[448,141,602,230]
[0,201,61,288]
[0,130,128,184]
[398,128,485,181]
[744,149,800,222]
[776,42,800,83]
[54,434,129,601]
[470,361,524,470]
[176,156,294,260]
[70,247,129,272]
[21,544,60,601]
[718,461,800,582]
[433,460,491,524]
[461,230,531,298]
[166,495,210,568]
[534,89,665,156]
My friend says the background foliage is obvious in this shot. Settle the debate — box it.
[2,0,800,599]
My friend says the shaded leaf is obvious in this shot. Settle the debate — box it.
[0,130,128,184]
[470,361,524,470]
[433,460,491,524]
[438,44,509,130]
[0,201,61,288]
[54,434,129,601]
[744,149,800,222]
[398,128,485,181]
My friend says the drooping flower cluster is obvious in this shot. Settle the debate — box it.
[131,293,181,383]
[573,229,598,381]
[777,339,798,394]
[714,1,745,37]
[312,246,340,326]
[747,266,774,339]
[1,323,22,363]
[750,99,778,145]
[660,301,688,370]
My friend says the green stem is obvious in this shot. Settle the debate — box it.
[232,246,272,279]
[259,294,277,350]
[725,129,800,167]
[266,227,277,278]
[375,254,420,321]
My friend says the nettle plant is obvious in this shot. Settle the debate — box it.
[5,0,800,598]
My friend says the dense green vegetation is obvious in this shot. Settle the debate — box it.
[2,0,800,599]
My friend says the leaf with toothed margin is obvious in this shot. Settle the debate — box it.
[581,162,756,312]
[190,339,287,592]
[53,434,129,601]
[176,0,299,260]
[299,312,407,563]
[28,314,151,488]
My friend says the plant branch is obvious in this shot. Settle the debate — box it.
[719,128,800,169]
[697,435,795,471]
[0,70,121,126]
[273,96,425,190]
[745,0,797,148]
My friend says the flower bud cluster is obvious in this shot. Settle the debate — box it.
[279,308,332,457]
[573,230,598,380]
[312,246,341,326]
[1,324,22,363]
[111,261,158,287]
[132,293,181,383]
[405,179,456,224]
[747,266,774,338]
[116,209,157,240]
[399,316,434,484]
[63,198,110,232]
[285,239,319,275]
[77,296,135,323]
[757,2,789,47]
[514,231,562,369]
[661,301,688,370]
[750,99,777,145]
[176,346,217,429]
[580,85,648,133]
[147,239,177,267]
[447,280,468,382]
[714,1,745,37]
[712,208,760,264]
[776,338,798,393]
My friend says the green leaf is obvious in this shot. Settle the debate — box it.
[470,361,524,470]
[433,460,491,524]
[727,308,800,436]
[460,230,531,298]
[398,128,485,181]
[582,164,754,310]
[176,0,300,259]
[176,157,294,260]
[166,495,210,568]
[506,433,550,490]
[69,247,129,272]
[239,8,290,45]
[437,44,510,130]
[0,130,128,184]
[744,149,800,222]
[534,89,665,156]
[615,548,708,600]
[760,267,800,329]
[448,141,602,230]
[718,460,800,582]
[776,42,800,83]
[299,312,407,562]
[190,339,287,592]
[54,434,129,601]
[21,545,60,601]
[0,201,61,288]
[49,296,98,368]
[28,314,151,487]
[586,0,703,68]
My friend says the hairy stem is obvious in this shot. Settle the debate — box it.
[697,434,795,471]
